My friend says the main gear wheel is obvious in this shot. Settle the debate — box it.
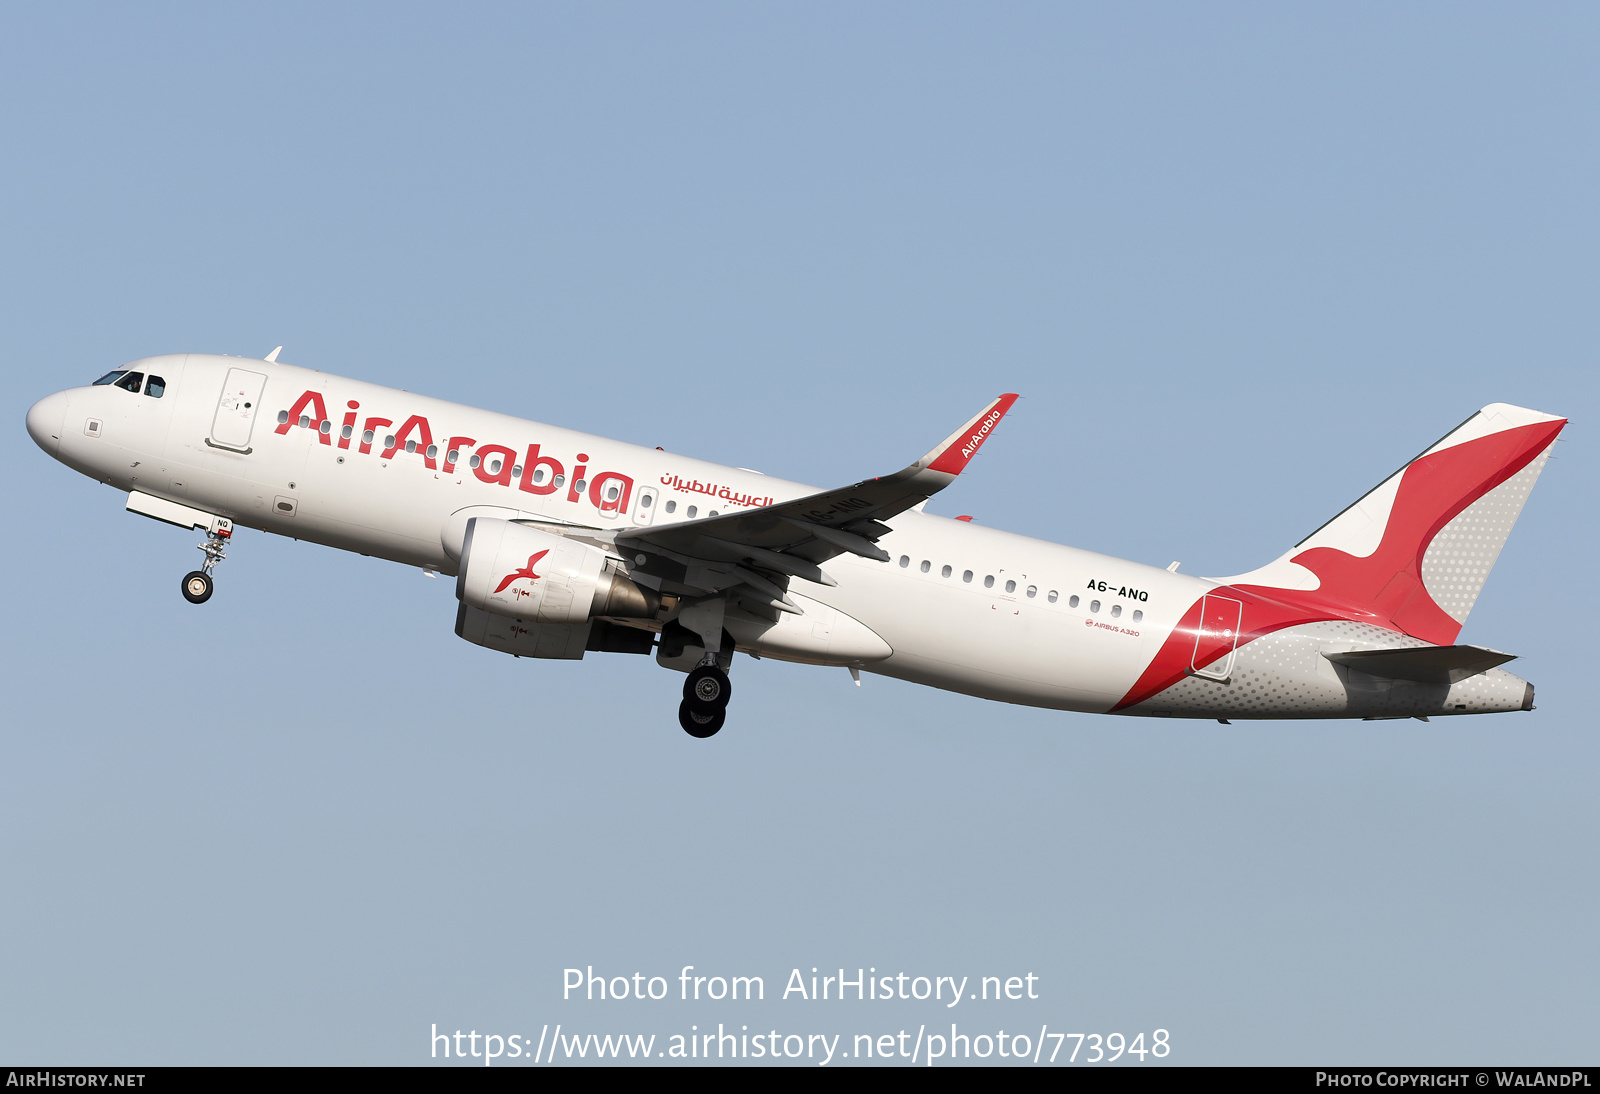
[684,665,732,714]
[678,700,725,738]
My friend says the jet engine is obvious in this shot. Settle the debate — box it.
[456,517,659,625]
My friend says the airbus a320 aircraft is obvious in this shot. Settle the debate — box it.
[26,352,1564,737]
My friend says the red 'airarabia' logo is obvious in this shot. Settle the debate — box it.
[494,550,549,596]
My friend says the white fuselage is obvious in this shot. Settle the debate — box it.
[27,353,1537,721]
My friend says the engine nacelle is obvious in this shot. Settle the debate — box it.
[455,604,660,660]
[456,603,591,659]
[456,517,658,624]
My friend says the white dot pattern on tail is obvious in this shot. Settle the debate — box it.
[1421,450,1549,623]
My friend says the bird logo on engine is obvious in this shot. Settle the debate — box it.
[494,550,549,597]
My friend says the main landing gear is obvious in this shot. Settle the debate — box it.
[673,598,734,739]
[678,660,733,739]
[181,518,233,605]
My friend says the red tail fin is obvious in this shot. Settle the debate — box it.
[1228,403,1565,644]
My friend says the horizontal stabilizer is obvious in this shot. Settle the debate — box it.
[1323,645,1516,685]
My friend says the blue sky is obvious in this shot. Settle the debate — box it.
[1,2,1595,1065]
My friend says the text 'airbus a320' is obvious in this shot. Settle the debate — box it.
[26,351,1564,737]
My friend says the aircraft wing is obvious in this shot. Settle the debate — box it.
[617,393,1018,609]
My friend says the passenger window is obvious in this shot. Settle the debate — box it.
[962,570,973,583]
[320,420,331,435]
[687,505,697,518]
[93,371,127,386]
[1068,594,1079,608]
[1111,604,1122,618]
[983,575,994,588]
[363,429,375,444]
[920,560,930,573]
[553,474,565,489]
[899,555,910,568]
[532,468,546,483]
[487,458,502,474]
[342,424,354,439]
[1090,600,1101,613]
[469,454,481,468]
[144,375,165,398]
[1048,590,1058,603]
[1026,585,1036,598]
[113,371,144,393]
[1132,610,1143,623]
[575,479,587,493]
[1004,580,1016,593]
[605,484,620,502]
[665,500,677,514]
[278,410,290,424]
[512,465,523,478]
[941,565,952,578]
[709,510,718,518]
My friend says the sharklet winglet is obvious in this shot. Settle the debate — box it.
[922,393,1019,476]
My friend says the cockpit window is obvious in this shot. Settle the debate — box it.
[144,375,165,398]
[92,370,127,386]
[113,371,144,393]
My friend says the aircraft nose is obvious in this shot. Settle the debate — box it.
[26,391,67,456]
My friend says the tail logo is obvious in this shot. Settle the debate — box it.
[1281,421,1562,645]
[1112,413,1565,713]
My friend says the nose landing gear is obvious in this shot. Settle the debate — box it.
[181,518,233,605]
[678,660,732,738]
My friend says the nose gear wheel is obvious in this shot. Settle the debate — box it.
[181,571,213,604]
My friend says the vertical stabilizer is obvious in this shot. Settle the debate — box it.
[1225,403,1565,645]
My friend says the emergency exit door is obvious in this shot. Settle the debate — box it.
[1191,593,1243,680]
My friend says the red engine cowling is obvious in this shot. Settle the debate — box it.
[455,517,658,624]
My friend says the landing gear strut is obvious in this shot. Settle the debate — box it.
[674,598,734,739]
[182,518,233,605]
[678,658,732,738]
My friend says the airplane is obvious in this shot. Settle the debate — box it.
[25,351,1565,737]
